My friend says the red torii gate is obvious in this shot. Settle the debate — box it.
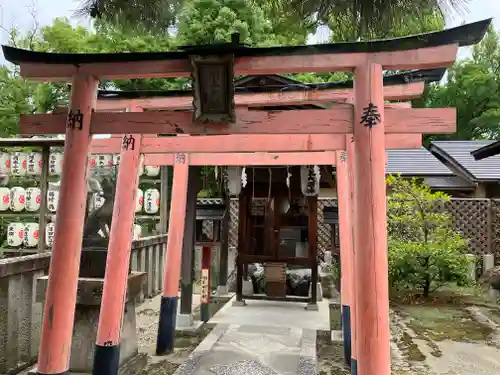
[2,18,489,375]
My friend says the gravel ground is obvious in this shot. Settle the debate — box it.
[134,295,220,375]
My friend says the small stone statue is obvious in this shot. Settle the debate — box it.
[80,167,118,278]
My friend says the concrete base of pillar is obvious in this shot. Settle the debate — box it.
[232,299,247,307]
[34,273,146,374]
[242,279,254,296]
[176,314,204,333]
[177,313,193,328]
[331,330,343,343]
[216,285,229,295]
[308,282,323,302]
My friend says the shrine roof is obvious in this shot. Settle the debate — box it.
[0,137,65,147]
[2,19,490,66]
[95,68,445,100]
[386,148,453,176]
[470,140,500,161]
[429,140,500,182]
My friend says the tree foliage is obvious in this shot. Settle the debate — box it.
[178,0,274,45]
[421,26,500,143]
[74,0,465,39]
[387,175,470,297]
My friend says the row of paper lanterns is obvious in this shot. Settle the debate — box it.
[6,222,143,248]
[0,152,161,177]
[0,187,161,214]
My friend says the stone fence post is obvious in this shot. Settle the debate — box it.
[0,253,51,374]
[483,254,495,274]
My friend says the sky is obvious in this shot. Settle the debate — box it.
[0,0,499,58]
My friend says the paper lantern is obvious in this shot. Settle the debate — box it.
[25,187,41,212]
[9,187,26,212]
[113,154,121,166]
[0,152,10,174]
[135,189,144,213]
[132,224,142,241]
[88,154,98,169]
[144,165,160,177]
[49,152,63,176]
[144,188,160,214]
[300,165,321,196]
[47,190,59,212]
[45,223,56,247]
[139,154,145,177]
[10,152,27,176]
[0,187,10,211]
[96,154,113,169]
[226,167,242,196]
[27,152,43,175]
[7,222,24,247]
[138,154,145,176]
[23,223,39,248]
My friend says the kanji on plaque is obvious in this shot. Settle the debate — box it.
[200,269,210,304]
[175,153,186,164]
[67,109,84,130]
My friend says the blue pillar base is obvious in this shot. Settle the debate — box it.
[351,358,358,375]
[156,296,178,355]
[342,304,352,367]
[92,344,120,375]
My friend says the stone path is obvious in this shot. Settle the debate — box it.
[173,323,317,375]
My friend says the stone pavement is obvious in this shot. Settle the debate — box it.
[173,323,317,375]
[171,298,331,375]
[209,298,330,331]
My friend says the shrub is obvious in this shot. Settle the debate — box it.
[387,175,470,297]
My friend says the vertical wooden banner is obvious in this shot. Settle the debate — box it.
[200,245,211,322]
[353,63,391,375]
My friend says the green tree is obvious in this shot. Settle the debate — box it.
[327,8,444,42]
[0,66,61,136]
[177,0,273,45]
[421,26,500,142]
[387,175,470,297]
[76,0,464,39]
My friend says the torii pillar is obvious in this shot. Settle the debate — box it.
[35,75,98,375]
[92,113,143,373]
[156,153,190,355]
[353,63,390,375]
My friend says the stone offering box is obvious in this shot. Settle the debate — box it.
[33,272,146,374]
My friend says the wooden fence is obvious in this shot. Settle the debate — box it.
[201,198,500,261]
[0,234,167,375]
